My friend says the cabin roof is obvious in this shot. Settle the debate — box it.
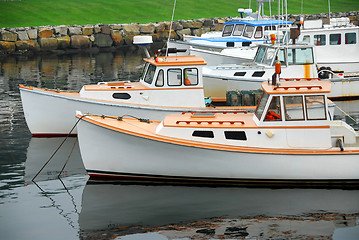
[162,111,256,129]
[144,55,207,66]
[262,80,331,95]
[224,20,292,26]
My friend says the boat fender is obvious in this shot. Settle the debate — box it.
[265,130,274,138]
[337,137,344,151]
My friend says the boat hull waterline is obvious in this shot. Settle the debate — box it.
[77,115,359,184]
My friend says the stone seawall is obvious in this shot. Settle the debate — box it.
[0,11,358,55]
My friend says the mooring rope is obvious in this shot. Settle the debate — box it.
[32,115,86,182]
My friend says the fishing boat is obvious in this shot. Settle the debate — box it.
[19,47,253,137]
[76,78,359,184]
[202,41,318,100]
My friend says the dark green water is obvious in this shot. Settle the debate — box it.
[0,48,359,240]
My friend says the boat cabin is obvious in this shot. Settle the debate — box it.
[190,20,292,48]
[157,79,358,150]
[79,55,208,108]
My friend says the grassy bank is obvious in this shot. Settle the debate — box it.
[0,0,358,28]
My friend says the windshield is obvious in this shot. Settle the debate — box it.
[233,24,244,36]
[287,48,314,65]
[222,24,234,37]
[144,64,156,84]
[254,46,266,63]
[255,91,269,120]
[262,48,276,65]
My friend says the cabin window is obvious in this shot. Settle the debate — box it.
[252,71,265,77]
[283,96,305,121]
[305,95,326,120]
[330,33,341,45]
[264,26,276,31]
[192,130,214,138]
[254,26,263,39]
[184,68,198,86]
[243,25,255,38]
[112,93,131,100]
[155,69,164,87]
[314,34,326,46]
[264,96,282,121]
[254,46,266,63]
[302,35,311,43]
[222,24,234,37]
[262,47,276,65]
[277,49,286,65]
[224,131,247,140]
[233,24,244,36]
[167,68,182,86]
[287,48,314,65]
[234,72,246,76]
[255,92,269,120]
[345,32,357,44]
[144,64,156,84]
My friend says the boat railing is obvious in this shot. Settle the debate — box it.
[182,110,248,115]
[176,119,245,125]
[280,78,321,81]
[273,85,323,91]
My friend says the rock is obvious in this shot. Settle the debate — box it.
[94,33,113,47]
[15,40,36,51]
[0,30,18,42]
[0,41,16,53]
[82,26,93,36]
[101,25,111,34]
[171,21,183,31]
[17,31,29,41]
[203,19,213,27]
[68,27,82,36]
[155,23,166,32]
[123,24,140,35]
[192,21,203,29]
[27,29,38,40]
[111,30,124,46]
[182,20,193,28]
[111,24,122,30]
[192,28,202,36]
[57,35,71,49]
[176,28,191,39]
[38,28,53,38]
[54,25,68,36]
[94,26,101,34]
[156,29,178,41]
[139,24,155,34]
[71,35,90,49]
[39,38,58,50]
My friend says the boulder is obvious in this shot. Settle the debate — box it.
[57,35,71,49]
[38,28,53,38]
[192,21,203,29]
[192,28,202,36]
[94,26,101,34]
[94,33,113,47]
[27,29,38,40]
[17,31,29,41]
[155,23,166,32]
[171,21,183,31]
[0,41,16,53]
[176,28,191,39]
[111,30,124,46]
[15,40,36,51]
[71,35,90,49]
[101,25,111,35]
[39,38,58,50]
[68,27,82,36]
[123,24,140,35]
[181,20,193,29]
[82,26,93,36]
[0,30,18,42]
[54,25,68,36]
[139,24,155,34]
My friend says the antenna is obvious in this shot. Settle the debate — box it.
[165,0,177,60]
[328,0,331,21]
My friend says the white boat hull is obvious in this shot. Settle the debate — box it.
[77,118,359,182]
[20,87,247,136]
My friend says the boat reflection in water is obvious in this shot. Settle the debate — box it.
[24,137,86,184]
[79,181,359,239]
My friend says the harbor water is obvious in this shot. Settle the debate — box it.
[1,47,359,240]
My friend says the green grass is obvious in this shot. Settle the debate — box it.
[0,0,358,28]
